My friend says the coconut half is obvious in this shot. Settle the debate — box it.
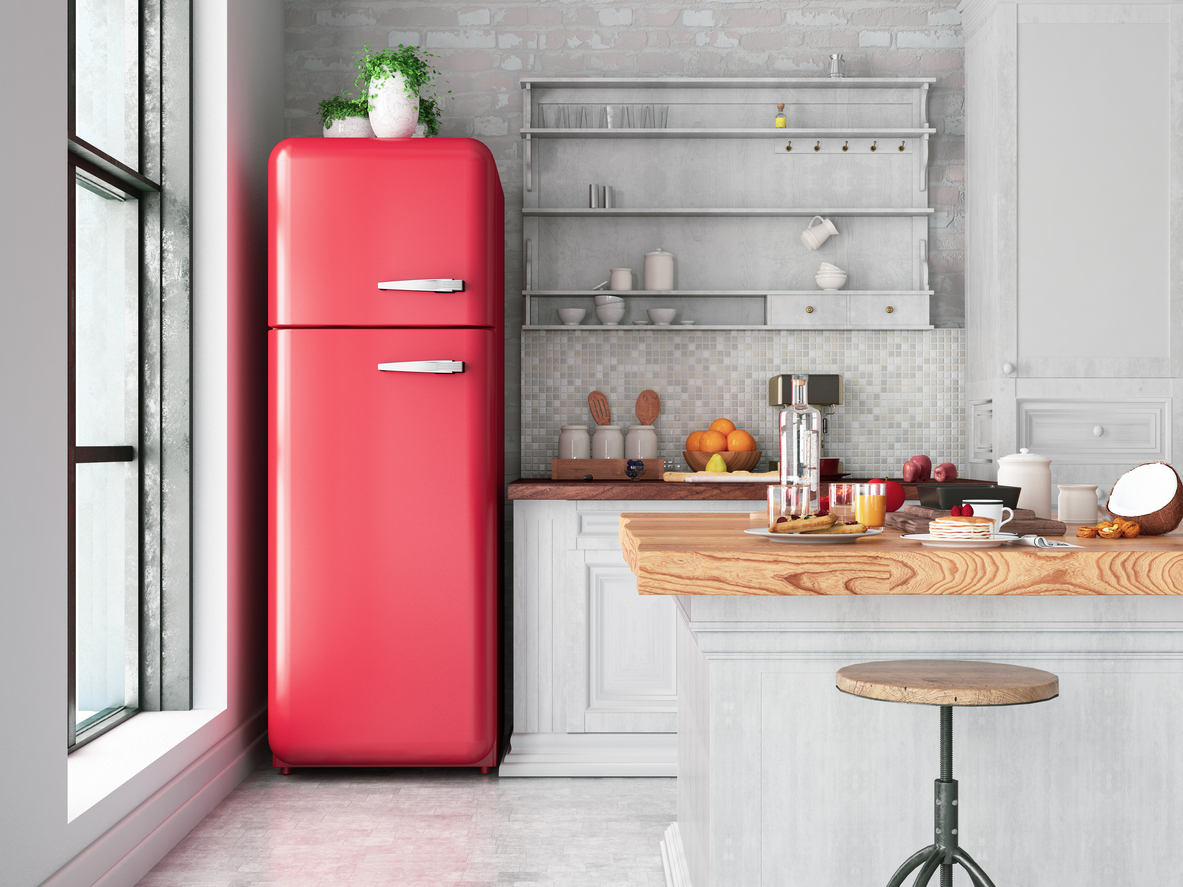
[1106,461,1183,536]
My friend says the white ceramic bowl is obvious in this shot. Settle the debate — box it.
[815,272,847,291]
[647,308,677,325]
[594,294,625,307]
[819,262,843,272]
[595,304,626,325]
[557,308,586,325]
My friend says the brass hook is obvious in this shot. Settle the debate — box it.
[898,140,905,151]
[870,140,877,152]
[813,140,820,152]
[785,141,792,152]
[842,140,849,152]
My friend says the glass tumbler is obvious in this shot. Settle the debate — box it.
[828,483,856,522]
[768,484,813,526]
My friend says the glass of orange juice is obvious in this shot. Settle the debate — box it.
[853,482,887,527]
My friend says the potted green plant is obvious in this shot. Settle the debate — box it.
[318,94,375,138]
[355,43,446,139]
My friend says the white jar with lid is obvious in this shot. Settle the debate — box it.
[591,424,625,459]
[644,248,674,290]
[557,424,591,459]
[996,447,1053,518]
[624,424,658,459]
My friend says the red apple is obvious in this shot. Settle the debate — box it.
[871,478,906,513]
[909,455,932,481]
[934,462,958,482]
[902,460,922,483]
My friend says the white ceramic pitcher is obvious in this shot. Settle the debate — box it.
[801,216,839,250]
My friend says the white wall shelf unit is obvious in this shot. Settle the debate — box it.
[520,75,937,331]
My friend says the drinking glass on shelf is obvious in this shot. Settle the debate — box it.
[545,104,568,129]
[768,484,814,526]
[640,104,654,128]
[852,482,887,527]
[828,483,856,522]
[656,105,669,128]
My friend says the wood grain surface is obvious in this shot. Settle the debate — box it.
[618,513,1183,596]
[836,660,1059,706]
[508,479,771,501]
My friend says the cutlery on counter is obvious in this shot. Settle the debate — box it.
[635,389,660,426]
[588,390,611,425]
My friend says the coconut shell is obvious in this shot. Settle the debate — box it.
[1106,461,1183,536]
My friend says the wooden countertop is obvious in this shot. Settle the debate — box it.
[618,512,1183,596]
[508,479,770,500]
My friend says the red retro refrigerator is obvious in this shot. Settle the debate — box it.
[268,138,504,771]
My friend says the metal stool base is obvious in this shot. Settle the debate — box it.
[882,706,998,887]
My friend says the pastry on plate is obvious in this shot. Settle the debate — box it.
[770,514,836,534]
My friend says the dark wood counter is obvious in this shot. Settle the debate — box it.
[507,478,770,501]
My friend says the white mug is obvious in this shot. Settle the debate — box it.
[801,216,839,250]
[961,499,1015,537]
[609,267,633,291]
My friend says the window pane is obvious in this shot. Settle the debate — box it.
[75,461,138,724]
[74,0,139,166]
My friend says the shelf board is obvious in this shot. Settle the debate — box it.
[523,324,936,331]
[525,290,934,297]
[523,207,933,218]
[521,76,936,90]
[522,127,935,139]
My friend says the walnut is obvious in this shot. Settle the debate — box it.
[1076,526,1098,538]
[1121,522,1141,538]
[1098,525,1123,539]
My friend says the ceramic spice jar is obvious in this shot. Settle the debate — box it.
[557,424,591,459]
[624,425,658,459]
[643,249,674,290]
[996,447,1053,518]
[591,424,625,459]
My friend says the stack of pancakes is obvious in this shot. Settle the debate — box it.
[929,515,994,540]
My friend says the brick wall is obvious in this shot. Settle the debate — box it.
[284,1,968,478]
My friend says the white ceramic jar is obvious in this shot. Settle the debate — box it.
[1057,484,1099,522]
[591,424,624,459]
[996,447,1053,518]
[644,249,674,290]
[624,425,658,459]
[557,424,591,459]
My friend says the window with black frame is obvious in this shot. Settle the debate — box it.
[68,0,190,751]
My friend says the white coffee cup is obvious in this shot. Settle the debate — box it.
[801,215,839,250]
[961,499,1015,537]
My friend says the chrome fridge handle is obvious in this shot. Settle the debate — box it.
[377,278,465,293]
[378,360,465,374]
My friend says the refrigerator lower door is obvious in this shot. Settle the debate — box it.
[269,328,498,766]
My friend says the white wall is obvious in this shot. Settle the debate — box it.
[0,1,286,883]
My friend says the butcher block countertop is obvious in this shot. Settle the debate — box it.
[507,478,770,500]
[618,512,1183,596]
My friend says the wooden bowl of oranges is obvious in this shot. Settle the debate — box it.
[684,419,760,472]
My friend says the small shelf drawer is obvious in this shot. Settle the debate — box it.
[1019,400,1168,464]
[766,294,847,327]
[848,294,928,327]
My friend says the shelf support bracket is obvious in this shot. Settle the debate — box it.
[920,83,929,128]
[524,84,533,192]
[919,135,929,192]
[920,238,929,291]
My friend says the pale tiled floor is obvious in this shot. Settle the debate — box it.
[137,765,675,886]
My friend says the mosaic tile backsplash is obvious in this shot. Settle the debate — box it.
[521,329,966,478]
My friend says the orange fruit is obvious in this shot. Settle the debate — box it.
[699,429,728,452]
[726,429,756,452]
[709,418,736,435]
[685,430,706,452]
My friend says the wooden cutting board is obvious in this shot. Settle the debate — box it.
[886,504,1067,536]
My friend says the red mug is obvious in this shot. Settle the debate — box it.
[820,458,840,475]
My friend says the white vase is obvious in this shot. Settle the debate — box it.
[368,71,419,139]
[323,115,376,138]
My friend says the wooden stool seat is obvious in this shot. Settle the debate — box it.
[837,659,1059,706]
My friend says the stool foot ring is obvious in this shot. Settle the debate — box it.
[884,845,938,887]
[953,848,997,887]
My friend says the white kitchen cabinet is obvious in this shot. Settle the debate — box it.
[961,0,1183,505]
[501,497,762,776]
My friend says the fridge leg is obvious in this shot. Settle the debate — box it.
[480,766,490,775]
[280,767,291,776]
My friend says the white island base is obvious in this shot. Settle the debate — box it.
[666,593,1183,887]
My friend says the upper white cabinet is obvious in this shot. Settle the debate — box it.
[960,0,1182,502]
[519,77,937,330]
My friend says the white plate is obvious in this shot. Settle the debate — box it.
[744,527,885,544]
[899,533,1020,549]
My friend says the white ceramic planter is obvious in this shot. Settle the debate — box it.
[368,71,419,139]
[323,115,376,138]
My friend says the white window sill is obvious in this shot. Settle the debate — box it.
[68,709,221,821]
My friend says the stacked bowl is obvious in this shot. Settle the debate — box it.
[815,262,847,291]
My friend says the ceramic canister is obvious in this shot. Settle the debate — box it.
[644,249,674,290]
[609,268,633,291]
[591,424,625,459]
[557,424,591,459]
[1057,484,1099,522]
[996,447,1053,518]
[624,425,658,459]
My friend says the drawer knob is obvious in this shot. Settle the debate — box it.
[885,305,894,314]
[1002,362,1015,375]
[806,305,814,313]
[1094,425,1105,437]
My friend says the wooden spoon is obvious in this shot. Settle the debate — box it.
[635,389,660,426]
[588,390,611,425]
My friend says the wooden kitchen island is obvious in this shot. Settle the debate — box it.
[618,513,1183,887]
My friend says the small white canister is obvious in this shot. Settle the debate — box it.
[557,424,591,459]
[1057,484,1099,523]
[591,424,625,459]
[644,248,674,291]
[624,424,658,459]
[996,447,1053,518]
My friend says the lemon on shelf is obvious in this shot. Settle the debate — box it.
[704,453,728,472]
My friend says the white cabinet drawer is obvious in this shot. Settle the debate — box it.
[766,294,846,327]
[1019,399,1168,464]
[848,294,929,327]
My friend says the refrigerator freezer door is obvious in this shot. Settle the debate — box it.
[269,139,504,329]
[269,328,499,766]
